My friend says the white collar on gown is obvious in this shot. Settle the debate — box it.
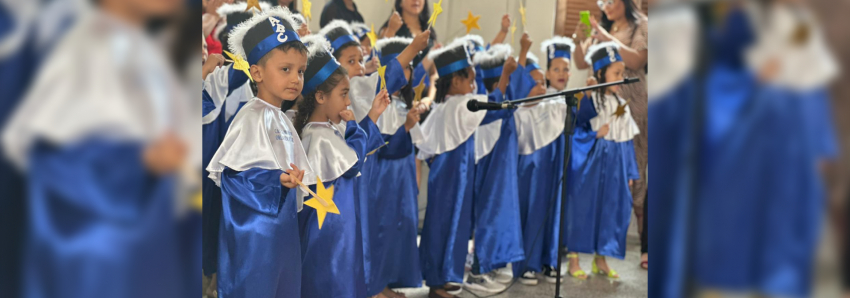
[514,87,568,155]
[300,120,360,182]
[589,92,640,142]
[206,97,316,211]
[416,94,487,160]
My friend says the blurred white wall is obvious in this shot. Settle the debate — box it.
[302,0,557,62]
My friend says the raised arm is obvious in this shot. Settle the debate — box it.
[490,14,511,45]
[590,18,647,71]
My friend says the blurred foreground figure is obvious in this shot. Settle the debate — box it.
[1,0,197,297]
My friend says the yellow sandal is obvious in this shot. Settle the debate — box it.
[566,253,587,280]
[592,255,619,279]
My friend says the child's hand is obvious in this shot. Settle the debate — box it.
[586,77,598,86]
[368,89,390,122]
[500,14,511,33]
[280,163,305,189]
[387,12,403,36]
[520,33,533,52]
[573,21,590,41]
[365,58,379,74]
[411,30,431,53]
[143,132,187,175]
[297,23,311,37]
[502,57,518,76]
[528,84,546,97]
[202,54,225,80]
[340,110,355,122]
[596,124,609,139]
[629,179,634,188]
[404,106,422,132]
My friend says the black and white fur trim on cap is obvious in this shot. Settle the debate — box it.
[349,22,370,39]
[428,39,473,77]
[291,13,307,27]
[584,41,621,65]
[540,36,576,61]
[301,35,342,94]
[452,34,486,55]
[300,35,333,56]
[226,6,302,63]
[318,20,360,52]
[472,43,512,69]
[216,1,273,16]
[374,37,412,55]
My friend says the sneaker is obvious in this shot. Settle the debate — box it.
[464,273,507,294]
[543,266,560,283]
[518,271,538,285]
[445,283,462,295]
[488,268,513,284]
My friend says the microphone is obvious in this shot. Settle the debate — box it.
[466,100,516,112]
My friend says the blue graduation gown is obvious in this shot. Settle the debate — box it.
[26,139,184,298]
[472,88,524,273]
[420,109,510,286]
[299,120,374,298]
[201,65,249,275]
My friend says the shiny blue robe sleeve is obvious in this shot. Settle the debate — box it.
[476,65,488,95]
[481,90,513,125]
[358,117,385,155]
[378,125,414,159]
[343,120,369,178]
[412,63,430,87]
[508,65,536,100]
[575,95,598,136]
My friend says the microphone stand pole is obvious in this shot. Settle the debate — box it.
[508,78,640,298]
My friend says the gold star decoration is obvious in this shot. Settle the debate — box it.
[192,191,203,212]
[223,50,253,82]
[367,141,390,156]
[574,92,584,113]
[413,76,427,106]
[302,0,312,21]
[302,177,339,229]
[611,99,630,118]
[244,0,262,14]
[377,64,387,90]
[510,19,517,44]
[461,11,481,34]
[367,24,378,49]
[427,0,444,30]
[519,0,527,27]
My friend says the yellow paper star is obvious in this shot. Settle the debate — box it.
[611,99,631,118]
[223,50,253,82]
[192,191,203,212]
[302,177,339,229]
[302,0,312,21]
[519,1,527,27]
[367,141,390,156]
[461,11,481,34]
[377,64,387,90]
[510,20,517,44]
[427,0,444,29]
[244,0,262,13]
[413,76,427,105]
[367,24,378,49]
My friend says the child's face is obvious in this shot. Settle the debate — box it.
[603,61,626,93]
[545,58,570,90]
[252,49,307,101]
[360,37,372,58]
[338,46,366,78]
[450,67,476,96]
[318,76,352,124]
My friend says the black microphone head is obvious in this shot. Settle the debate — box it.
[625,77,640,84]
[467,99,480,112]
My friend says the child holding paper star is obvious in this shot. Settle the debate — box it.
[564,42,639,280]
[205,7,315,297]
[417,40,513,298]
[293,35,389,298]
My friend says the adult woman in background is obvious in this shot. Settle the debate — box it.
[380,0,438,67]
[320,0,365,27]
[574,0,648,230]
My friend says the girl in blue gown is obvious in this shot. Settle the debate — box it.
[206,7,316,298]
[416,40,512,298]
[292,35,387,298]
[564,42,640,279]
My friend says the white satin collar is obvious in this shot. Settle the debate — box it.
[206,97,317,211]
[589,93,640,142]
[474,119,502,163]
[348,72,381,122]
[300,121,360,182]
[514,87,568,155]
[416,94,487,159]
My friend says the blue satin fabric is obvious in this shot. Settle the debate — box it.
[420,138,476,286]
[26,139,184,298]
[361,126,422,295]
[299,120,370,298]
[475,65,487,95]
[512,135,565,275]
[218,167,300,298]
[473,88,525,273]
[509,65,536,101]
[374,59,409,95]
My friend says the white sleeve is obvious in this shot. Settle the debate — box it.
[202,65,231,124]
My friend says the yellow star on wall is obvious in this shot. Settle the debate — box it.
[367,24,378,49]
[223,51,253,82]
[302,177,339,229]
[461,11,481,34]
[427,0,444,29]
[302,0,312,21]
[245,0,262,14]
[413,76,427,105]
[519,1,527,27]
[377,64,387,90]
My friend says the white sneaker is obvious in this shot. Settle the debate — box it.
[518,271,538,285]
[464,273,507,294]
[488,268,513,284]
[445,282,462,295]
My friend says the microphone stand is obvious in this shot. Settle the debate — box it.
[509,78,640,298]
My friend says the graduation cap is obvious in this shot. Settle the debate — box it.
[525,51,541,72]
[216,1,274,48]
[540,36,575,65]
[584,41,623,73]
[375,37,412,66]
[453,34,486,56]
[318,20,360,55]
[350,22,370,41]
[291,13,307,28]
[228,6,304,65]
[429,39,473,77]
[300,35,342,94]
[472,44,512,80]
